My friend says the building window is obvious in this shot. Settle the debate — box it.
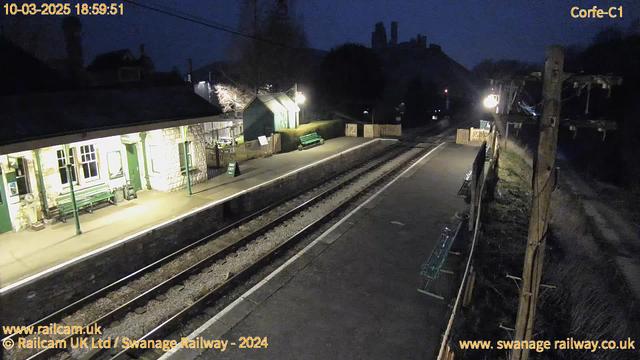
[149,145,160,173]
[15,157,31,196]
[178,142,193,171]
[107,151,123,180]
[119,67,140,82]
[57,148,77,185]
[79,144,99,180]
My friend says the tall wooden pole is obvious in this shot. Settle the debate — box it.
[511,46,563,360]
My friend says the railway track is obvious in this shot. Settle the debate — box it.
[3,123,453,360]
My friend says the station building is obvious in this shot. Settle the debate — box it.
[0,86,221,234]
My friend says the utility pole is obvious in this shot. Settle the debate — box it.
[511,46,564,360]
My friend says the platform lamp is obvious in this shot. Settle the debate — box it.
[180,125,192,196]
[64,144,82,235]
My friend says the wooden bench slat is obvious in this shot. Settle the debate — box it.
[299,132,324,148]
[56,184,115,221]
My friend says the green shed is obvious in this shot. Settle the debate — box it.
[242,93,300,141]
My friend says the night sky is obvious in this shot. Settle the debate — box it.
[2,0,639,73]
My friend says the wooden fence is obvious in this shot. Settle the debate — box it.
[359,124,402,138]
[380,124,402,136]
[345,123,358,137]
[206,134,281,177]
[364,124,381,138]
[470,127,491,142]
[456,129,470,145]
[437,128,500,360]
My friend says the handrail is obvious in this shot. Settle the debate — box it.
[436,130,499,359]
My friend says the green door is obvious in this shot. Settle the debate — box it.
[125,144,142,192]
[0,168,13,233]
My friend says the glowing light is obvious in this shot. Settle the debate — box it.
[295,92,306,104]
[444,89,448,94]
[483,95,499,108]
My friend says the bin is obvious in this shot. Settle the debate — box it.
[113,187,125,204]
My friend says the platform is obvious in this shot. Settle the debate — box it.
[164,142,479,360]
[0,137,377,289]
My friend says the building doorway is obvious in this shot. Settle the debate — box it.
[125,144,142,192]
[0,168,13,233]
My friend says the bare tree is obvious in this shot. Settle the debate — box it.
[229,0,308,94]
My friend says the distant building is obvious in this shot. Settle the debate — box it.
[390,22,398,45]
[371,21,427,50]
[86,44,155,86]
[368,21,475,113]
[242,93,300,141]
[371,22,388,51]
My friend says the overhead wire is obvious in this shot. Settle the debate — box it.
[121,0,302,51]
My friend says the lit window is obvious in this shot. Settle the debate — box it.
[57,148,77,185]
[178,142,193,171]
[15,157,31,196]
[107,151,123,179]
[80,144,99,180]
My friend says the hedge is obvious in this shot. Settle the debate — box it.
[278,119,344,152]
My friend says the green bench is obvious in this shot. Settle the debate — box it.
[417,222,463,300]
[56,184,115,222]
[298,132,324,150]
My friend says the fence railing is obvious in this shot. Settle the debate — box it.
[437,127,500,360]
[205,134,281,176]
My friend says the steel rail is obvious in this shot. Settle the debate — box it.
[21,141,417,360]
[107,143,435,360]
[2,136,411,347]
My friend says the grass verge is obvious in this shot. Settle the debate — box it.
[278,120,344,152]
[452,145,640,359]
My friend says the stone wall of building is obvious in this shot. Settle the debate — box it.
[146,124,207,192]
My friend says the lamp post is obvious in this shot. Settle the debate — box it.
[444,88,449,111]
[64,144,81,235]
[181,126,192,196]
[292,83,306,127]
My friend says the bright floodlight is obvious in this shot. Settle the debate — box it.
[483,94,498,108]
[295,92,306,104]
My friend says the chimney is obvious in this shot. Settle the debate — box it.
[390,22,398,45]
[140,43,147,57]
[188,58,193,84]
[61,16,83,84]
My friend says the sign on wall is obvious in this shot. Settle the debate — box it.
[8,182,18,196]
[257,136,268,146]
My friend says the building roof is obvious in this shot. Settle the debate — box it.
[248,92,300,114]
[0,37,64,96]
[0,86,221,150]
[86,49,138,72]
